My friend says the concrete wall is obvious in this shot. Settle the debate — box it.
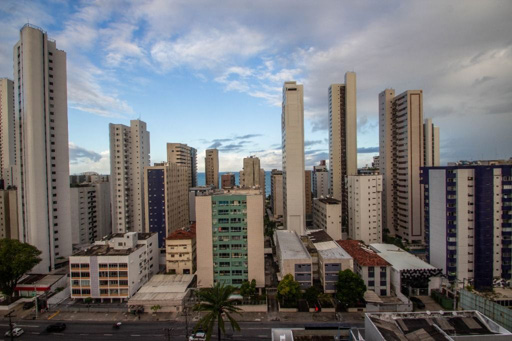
[247,195,265,287]
[196,196,214,287]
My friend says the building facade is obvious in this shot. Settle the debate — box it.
[347,175,383,245]
[422,165,512,290]
[69,232,158,301]
[196,189,264,288]
[271,169,284,219]
[14,24,72,272]
[0,78,16,187]
[165,225,196,275]
[110,120,150,234]
[221,173,236,189]
[274,230,312,289]
[305,170,312,221]
[166,143,197,188]
[70,181,111,245]
[424,118,440,167]
[240,156,261,187]
[282,81,306,235]
[312,198,342,241]
[312,160,329,199]
[205,149,219,189]
[329,72,357,232]
[0,189,18,239]
[144,162,189,248]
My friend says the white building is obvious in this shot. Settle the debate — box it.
[14,24,72,272]
[347,175,383,245]
[329,72,357,231]
[70,181,111,245]
[165,225,196,275]
[312,198,342,241]
[109,120,150,233]
[69,232,158,302]
[282,81,306,236]
[312,161,329,199]
[274,230,312,289]
[0,78,16,187]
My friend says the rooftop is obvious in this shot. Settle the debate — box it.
[128,274,195,305]
[276,230,311,260]
[17,274,64,287]
[71,243,142,256]
[370,243,436,271]
[307,229,334,243]
[316,197,341,205]
[166,224,196,240]
[367,311,511,340]
[337,240,390,267]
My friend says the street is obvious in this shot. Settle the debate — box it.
[0,320,364,340]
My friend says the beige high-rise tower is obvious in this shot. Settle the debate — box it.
[14,24,72,272]
[205,149,219,188]
[0,78,16,187]
[329,72,357,234]
[379,89,425,244]
[240,156,261,187]
[424,118,440,167]
[110,120,150,233]
[166,143,197,188]
[282,81,305,236]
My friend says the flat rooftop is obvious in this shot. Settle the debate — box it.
[316,197,340,205]
[128,274,195,304]
[17,274,63,287]
[307,229,333,243]
[315,241,352,260]
[276,230,311,260]
[71,243,142,256]
[367,311,511,340]
[370,243,437,271]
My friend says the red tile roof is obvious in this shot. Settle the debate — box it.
[166,224,196,240]
[337,240,390,267]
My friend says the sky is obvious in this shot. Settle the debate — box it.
[0,0,511,174]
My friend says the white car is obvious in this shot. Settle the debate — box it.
[5,327,24,337]
[189,330,206,341]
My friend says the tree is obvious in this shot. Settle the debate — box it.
[240,279,257,298]
[0,239,41,303]
[304,285,321,305]
[335,269,366,310]
[277,274,302,307]
[151,304,162,314]
[193,282,241,341]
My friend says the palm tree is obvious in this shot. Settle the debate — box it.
[193,282,242,341]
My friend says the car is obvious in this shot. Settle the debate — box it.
[46,323,66,332]
[23,301,35,310]
[189,329,206,341]
[5,327,24,337]
[410,296,426,309]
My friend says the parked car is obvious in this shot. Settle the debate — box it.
[410,297,425,309]
[189,329,206,341]
[5,327,24,337]
[46,323,66,332]
[23,301,35,310]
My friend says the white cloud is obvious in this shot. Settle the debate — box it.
[69,147,110,175]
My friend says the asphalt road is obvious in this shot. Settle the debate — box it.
[0,320,364,340]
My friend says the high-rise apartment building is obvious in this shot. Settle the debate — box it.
[422,165,512,290]
[205,149,219,189]
[0,189,18,239]
[305,170,312,220]
[144,162,189,248]
[221,173,236,189]
[109,120,150,234]
[282,81,306,236]
[166,143,197,188]
[312,198,342,241]
[240,156,261,187]
[196,188,264,288]
[379,89,438,244]
[312,160,329,199]
[70,181,111,245]
[347,175,383,245]
[0,78,16,187]
[14,24,72,272]
[271,169,283,219]
[329,72,357,231]
[424,118,440,167]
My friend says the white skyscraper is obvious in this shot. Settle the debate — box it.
[281,81,305,236]
[110,120,150,233]
[14,24,72,272]
[0,78,16,187]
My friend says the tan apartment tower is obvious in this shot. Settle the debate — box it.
[312,160,329,199]
[329,72,357,235]
[221,173,236,189]
[109,120,150,233]
[424,118,440,167]
[205,149,219,189]
[0,78,16,187]
[379,89,426,244]
[14,24,72,272]
[282,81,306,235]
[240,156,261,187]
[271,169,283,218]
[166,143,197,188]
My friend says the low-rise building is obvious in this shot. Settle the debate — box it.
[165,224,196,275]
[69,232,158,302]
[312,198,342,241]
[274,230,312,289]
[338,240,391,296]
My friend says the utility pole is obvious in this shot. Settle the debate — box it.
[5,310,16,341]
